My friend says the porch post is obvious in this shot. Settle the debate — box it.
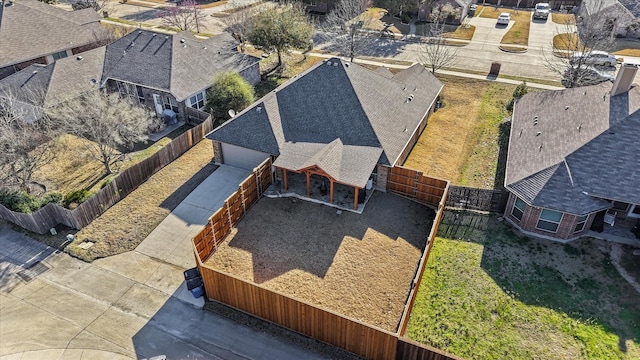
[329,180,334,203]
[353,186,359,210]
[283,168,288,190]
[306,172,311,196]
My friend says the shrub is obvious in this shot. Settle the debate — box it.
[0,189,63,213]
[100,177,113,189]
[401,14,411,24]
[506,81,528,111]
[63,189,92,208]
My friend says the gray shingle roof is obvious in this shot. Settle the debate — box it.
[273,139,383,187]
[0,46,105,107]
[506,82,640,214]
[208,58,443,187]
[0,0,107,67]
[102,30,261,101]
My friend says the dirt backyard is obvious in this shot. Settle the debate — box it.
[205,192,434,332]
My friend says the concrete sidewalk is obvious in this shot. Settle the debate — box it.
[0,227,332,360]
[136,164,251,269]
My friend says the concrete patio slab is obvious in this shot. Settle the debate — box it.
[136,165,251,269]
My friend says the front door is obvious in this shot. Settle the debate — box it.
[152,94,163,116]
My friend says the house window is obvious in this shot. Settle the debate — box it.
[163,96,178,112]
[612,201,630,212]
[574,215,588,233]
[511,196,526,221]
[116,81,145,104]
[52,50,68,61]
[189,92,205,110]
[536,209,563,233]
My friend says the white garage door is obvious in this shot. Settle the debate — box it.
[221,142,270,170]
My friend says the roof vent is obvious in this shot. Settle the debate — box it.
[519,129,523,137]
[577,123,582,132]
[414,86,417,91]
[76,56,83,61]
[5,1,14,6]
[152,33,157,37]
[180,39,185,43]
[536,131,541,137]
[203,46,207,50]
[326,61,332,66]
[32,70,38,74]
[407,94,414,102]
[257,106,262,113]
[565,105,569,110]
[345,63,350,67]
[333,62,338,67]
[538,143,543,151]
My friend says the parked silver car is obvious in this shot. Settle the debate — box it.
[533,3,550,20]
[497,13,511,25]
[562,65,615,87]
[569,51,618,67]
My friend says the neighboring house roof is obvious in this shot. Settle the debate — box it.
[505,82,640,215]
[102,30,260,101]
[0,0,107,68]
[207,58,443,187]
[582,0,639,18]
[0,46,105,107]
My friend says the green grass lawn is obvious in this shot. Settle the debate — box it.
[407,211,640,359]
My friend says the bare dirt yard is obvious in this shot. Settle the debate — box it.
[205,192,434,332]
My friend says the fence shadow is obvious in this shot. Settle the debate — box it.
[493,120,511,191]
[158,163,218,212]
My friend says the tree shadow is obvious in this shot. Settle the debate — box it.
[438,210,640,354]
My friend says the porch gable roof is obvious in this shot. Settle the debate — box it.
[273,139,382,188]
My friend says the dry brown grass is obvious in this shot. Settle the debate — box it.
[552,13,576,25]
[206,193,432,332]
[553,33,581,51]
[67,140,215,261]
[404,75,515,188]
[478,6,531,46]
[444,25,476,41]
[613,49,640,56]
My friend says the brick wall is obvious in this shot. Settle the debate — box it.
[504,192,596,240]
[374,164,389,192]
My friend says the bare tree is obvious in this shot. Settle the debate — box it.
[48,90,158,175]
[0,94,59,192]
[72,0,113,16]
[419,3,459,73]
[156,0,207,33]
[320,0,377,62]
[544,4,618,88]
[222,0,258,51]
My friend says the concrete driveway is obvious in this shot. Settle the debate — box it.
[0,227,332,360]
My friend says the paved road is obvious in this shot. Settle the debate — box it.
[0,227,332,360]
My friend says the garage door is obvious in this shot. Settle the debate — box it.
[221,142,270,170]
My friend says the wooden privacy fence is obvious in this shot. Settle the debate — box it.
[0,117,213,234]
[193,163,460,360]
[445,186,508,213]
[193,158,272,262]
[386,166,448,209]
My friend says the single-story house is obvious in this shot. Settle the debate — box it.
[418,0,474,25]
[0,0,109,80]
[503,63,640,241]
[206,58,443,210]
[0,29,261,123]
[580,0,640,39]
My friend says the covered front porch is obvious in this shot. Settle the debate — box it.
[266,168,374,213]
[588,214,640,247]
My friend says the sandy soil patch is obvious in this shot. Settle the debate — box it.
[206,192,434,332]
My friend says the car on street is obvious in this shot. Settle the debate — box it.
[533,3,551,20]
[569,50,618,67]
[497,13,511,25]
[562,64,615,87]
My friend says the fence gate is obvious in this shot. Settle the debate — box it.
[445,186,508,213]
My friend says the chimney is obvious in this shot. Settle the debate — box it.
[611,62,640,96]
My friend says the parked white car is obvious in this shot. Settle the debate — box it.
[533,3,550,20]
[497,13,511,25]
[569,51,618,67]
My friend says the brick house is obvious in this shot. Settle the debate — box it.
[418,0,475,25]
[206,58,443,210]
[580,0,640,39]
[0,30,261,123]
[0,0,109,80]
[503,64,640,241]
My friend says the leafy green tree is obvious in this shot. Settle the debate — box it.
[506,81,528,111]
[247,3,313,68]
[205,72,255,125]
